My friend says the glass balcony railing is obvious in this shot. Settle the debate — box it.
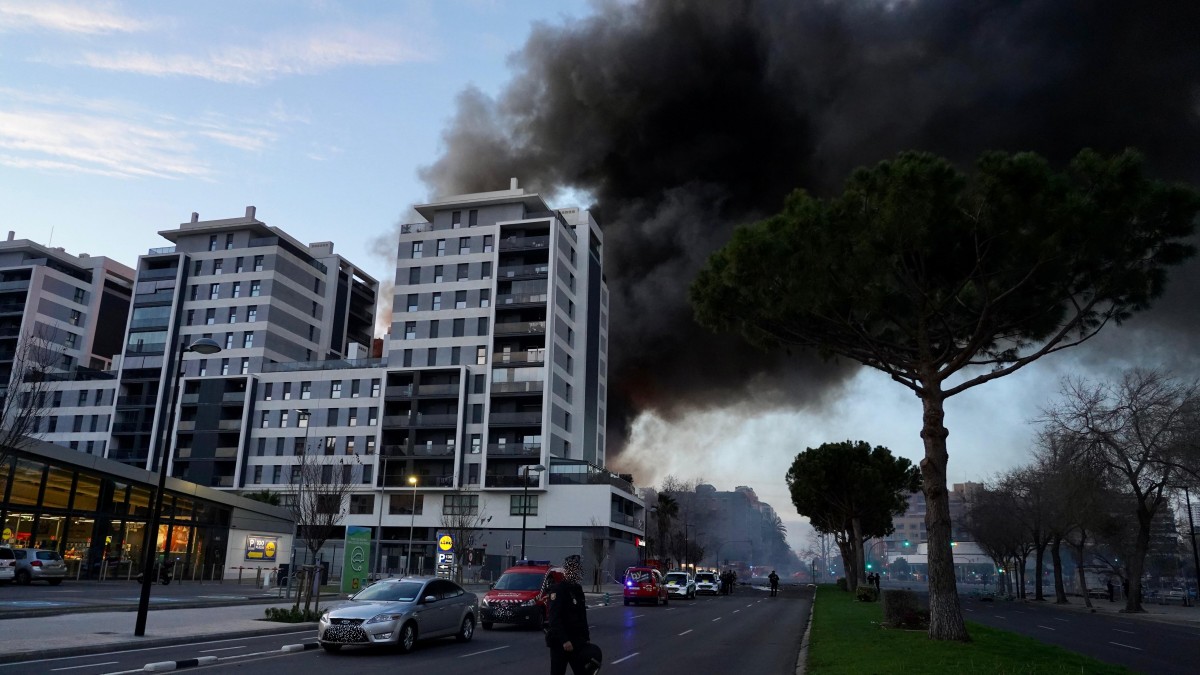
[493,321,547,335]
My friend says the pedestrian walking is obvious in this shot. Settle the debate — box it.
[873,572,881,593]
[545,554,598,675]
[768,570,780,597]
[1107,579,1115,603]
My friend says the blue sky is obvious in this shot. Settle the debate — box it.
[1,1,1170,555]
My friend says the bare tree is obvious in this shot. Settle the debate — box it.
[1041,369,1199,613]
[1,326,68,468]
[439,490,490,585]
[587,517,609,592]
[288,451,360,615]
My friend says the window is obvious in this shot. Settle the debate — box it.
[468,209,478,227]
[390,494,423,515]
[567,327,574,346]
[283,383,292,400]
[351,380,361,398]
[483,235,494,253]
[404,321,417,340]
[331,382,342,398]
[228,307,238,324]
[472,404,483,423]
[568,272,575,291]
[213,259,223,274]
[451,346,461,365]
[198,360,207,376]
[240,358,249,374]
[482,261,492,279]
[568,300,574,319]
[427,348,437,366]
[474,374,486,394]
[451,210,461,227]
[453,318,465,337]
[480,289,490,308]
[366,438,376,455]
[433,265,444,283]
[407,294,419,312]
[190,286,199,301]
[564,412,571,431]
[444,494,479,515]
[220,359,230,375]
[232,282,241,298]
[429,320,439,339]
[281,410,290,427]
[194,260,203,275]
[408,267,420,284]
[65,333,77,349]
[264,383,273,400]
[253,255,264,272]
[455,291,467,309]
[477,317,488,336]
[432,292,442,311]
[569,247,576,265]
[402,349,413,367]
[69,310,81,326]
[248,306,257,322]
[371,379,380,397]
[347,437,358,454]
[205,308,216,325]
[476,346,487,365]
[300,381,311,399]
[250,280,261,297]
[362,464,372,483]
[459,237,470,254]
[77,390,88,405]
[236,257,244,273]
[368,406,378,425]
[436,239,446,257]
[225,233,234,250]
[73,287,85,303]
[209,235,218,251]
[510,494,538,516]
[243,332,254,348]
[349,495,374,515]
[225,333,234,350]
[348,410,357,426]
[324,436,337,455]
[470,435,482,453]
[457,263,469,281]
[327,408,339,426]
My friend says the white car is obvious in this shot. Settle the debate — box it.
[0,547,15,582]
[694,571,719,595]
[663,571,696,599]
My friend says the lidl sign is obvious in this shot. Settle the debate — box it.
[438,534,454,551]
[244,535,279,561]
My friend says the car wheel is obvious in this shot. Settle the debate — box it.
[396,621,417,654]
[321,644,342,653]
[481,621,494,630]
[663,595,669,606]
[48,579,63,586]
[456,615,475,642]
[16,570,31,585]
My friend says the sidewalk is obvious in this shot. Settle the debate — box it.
[1031,595,1200,626]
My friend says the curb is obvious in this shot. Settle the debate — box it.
[795,586,815,675]
[0,596,294,620]
[0,622,319,665]
[145,656,219,671]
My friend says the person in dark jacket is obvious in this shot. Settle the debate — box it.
[546,554,591,675]
[768,570,780,597]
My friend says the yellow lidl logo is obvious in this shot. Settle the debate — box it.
[438,535,453,551]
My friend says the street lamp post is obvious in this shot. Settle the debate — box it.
[286,408,312,598]
[519,464,546,561]
[406,475,418,576]
[134,337,221,637]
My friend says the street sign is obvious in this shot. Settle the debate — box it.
[438,534,453,551]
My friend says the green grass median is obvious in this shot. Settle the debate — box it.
[807,586,1131,674]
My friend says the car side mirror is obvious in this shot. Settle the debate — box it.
[423,595,438,603]
[489,583,496,590]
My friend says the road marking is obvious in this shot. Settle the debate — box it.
[200,646,247,653]
[1113,629,1135,634]
[631,614,645,618]
[612,653,639,664]
[712,617,722,622]
[1109,642,1142,651]
[679,629,693,636]
[993,615,1007,619]
[17,631,314,665]
[964,608,975,612]
[51,662,119,671]
[733,609,740,613]
[1036,625,1056,631]
[459,646,510,658]
[218,650,281,661]
[1054,618,1069,622]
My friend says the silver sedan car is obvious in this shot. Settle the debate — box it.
[318,577,478,653]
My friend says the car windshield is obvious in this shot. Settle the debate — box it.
[665,573,688,584]
[493,572,545,591]
[625,569,653,583]
[696,574,715,583]
[352,581,424,602]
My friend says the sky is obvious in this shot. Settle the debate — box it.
[3,1,1199,555]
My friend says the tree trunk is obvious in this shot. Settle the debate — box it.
[919,391,970,641]
[1071,538,1093,609]
[1017,554,1027,600]
[1050,537,1068,604]
[1033,541,1046,601]
[836,538,856,591]
[851,517,865,587]
[1124,508,1154,613]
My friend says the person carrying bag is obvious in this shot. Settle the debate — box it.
[546,554,602,674]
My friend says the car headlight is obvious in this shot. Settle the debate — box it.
[520,599,537,606]
[319,610,331,624]
[365,612,406,625]
[480,598,490,606]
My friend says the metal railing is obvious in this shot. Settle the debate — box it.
[147,246,177,255]
[486,443,541,456]
[493,321,547,335]
[487,412,542,425]
[498,264,549,279]
[499,235,549,251]
[497,293,548,306]
[490,381,544,394]
[259,357,385,373]
[383,444,457,457]
[485,474,540,488]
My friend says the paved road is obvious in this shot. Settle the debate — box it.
[14,586,811,675]
[963,596,1200,674]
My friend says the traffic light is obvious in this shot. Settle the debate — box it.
[866,562,873,570]
[902,540,910,547]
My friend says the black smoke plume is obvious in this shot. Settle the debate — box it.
[415,0,1200,459]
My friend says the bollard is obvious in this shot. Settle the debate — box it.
[237,566,245,584]
[603,592,611,606]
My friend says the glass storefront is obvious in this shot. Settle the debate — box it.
[1,451,236,580]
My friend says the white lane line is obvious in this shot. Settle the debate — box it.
[1036,625,1056,631]
[712,617,722,622]
[1109,642,1143,651]
[217,650,284,661]
[51,662,119,671]
[612,653,639,664]
[459,646,510,658]
[964,608,976,612]
[732,609,740,613]
[631,614,645,618]
[18,631,314,665]
[747,604,755,608]
[1054,618,1069,622]
[200,646,247,653]
[679,629,693,636]
[1113,629,1135,634]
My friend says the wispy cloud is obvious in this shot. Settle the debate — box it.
[78,27,430,84]
[0,1,149,34]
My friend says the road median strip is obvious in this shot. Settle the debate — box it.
[144,656,218,671]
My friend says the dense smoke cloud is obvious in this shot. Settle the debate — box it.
[416,0,1200,457]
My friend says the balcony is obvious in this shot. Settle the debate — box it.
[386,385,414,398]
[499,235,549,252]
[415,383,459,397]
[384,474,455,488]
[485,474,541,488]
[493,352,545,366]
[486,443,541,457]
[111,422,146,433]
[217,419,241,431]
[496,292,548,307]
[488,412,542,426]
[549,469,635,494]
[129,318,169,330]
[493,321,547,336]
[490,381,544,395]
[117,395,158,407]
[138,267,178,280]
[259,357,384,373]
[0,280,30,292]
[222,391,246,404]
[383,444,457,457]
[610,512,641,529]
[147,246,177,255]
[383,413,460,428]
[498,263,549,280]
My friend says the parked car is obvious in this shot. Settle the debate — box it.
[664,571,697,599]
[479,560,564,630]
[623,566,669,606]
[694,571,719,595]
[318,577,477,654]
[0,547,15,583]
[11,548,67,585]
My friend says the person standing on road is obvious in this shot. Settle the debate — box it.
[873,572,881,593]
[546,554,591,675]
[768,570,780,597]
